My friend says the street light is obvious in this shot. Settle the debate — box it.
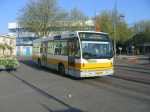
[112,0,125,59]
[112,0,117,59]
[112,12,125,58]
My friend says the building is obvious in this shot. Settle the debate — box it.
[0,35,16,57]
[8,22,37,56]
[137,42,150,54]
[131,33,150,55]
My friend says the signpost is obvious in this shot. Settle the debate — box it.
[118,47,122,55]
[132,46,135,55]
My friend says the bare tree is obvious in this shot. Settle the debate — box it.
[69,7,88,30]
[18,0,61,37]
[70,8,87,21]
[132,20,150,43]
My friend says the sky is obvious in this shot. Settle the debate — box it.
[0,0,150,34]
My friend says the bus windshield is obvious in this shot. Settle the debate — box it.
[82,41,113,59]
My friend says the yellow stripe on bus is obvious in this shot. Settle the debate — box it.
[73,63,113,71]
[47,58,113,71]
[47,58,68,67]
[32,56,113,71]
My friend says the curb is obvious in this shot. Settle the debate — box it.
[116,56,150,65]
[115,64,150,70]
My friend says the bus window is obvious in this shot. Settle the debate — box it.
[60,41,68,56]
[48,41,54,54]
[54,41,61,55]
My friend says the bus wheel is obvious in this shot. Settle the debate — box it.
[58,64,65,75]
[38,59,41,67]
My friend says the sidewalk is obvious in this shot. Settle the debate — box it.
[115,55,150,69]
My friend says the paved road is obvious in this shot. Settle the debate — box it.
[114,65,150,84]
[0,61,150,112]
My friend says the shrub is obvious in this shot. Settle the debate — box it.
[0,58,19,69]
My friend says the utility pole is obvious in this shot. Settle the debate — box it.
[112,0,117,58]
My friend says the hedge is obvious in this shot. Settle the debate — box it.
[0,58,19,69]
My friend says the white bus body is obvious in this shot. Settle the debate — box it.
[32,31,114,78]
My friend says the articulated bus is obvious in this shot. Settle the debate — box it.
[32,31,114,78]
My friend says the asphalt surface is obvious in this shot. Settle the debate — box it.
[0,60,150,112]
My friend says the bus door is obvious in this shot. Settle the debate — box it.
[68,39,80,75]
[41,42,48,66]
[68,40,75,75]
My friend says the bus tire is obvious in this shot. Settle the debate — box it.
[38,59,41,67]
[58,64,65,75]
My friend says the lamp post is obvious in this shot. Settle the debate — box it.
[112,9,124,58]
[112,0,117,58]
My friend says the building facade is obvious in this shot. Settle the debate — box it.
[131,34,150,55]
[8,22,37,56]
[0,35,16,57]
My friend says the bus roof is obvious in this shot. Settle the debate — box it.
[76,31,108,35]
[33,31,109,43]
[61,31,108,39]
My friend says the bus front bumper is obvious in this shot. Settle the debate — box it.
[78,69,114,78]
